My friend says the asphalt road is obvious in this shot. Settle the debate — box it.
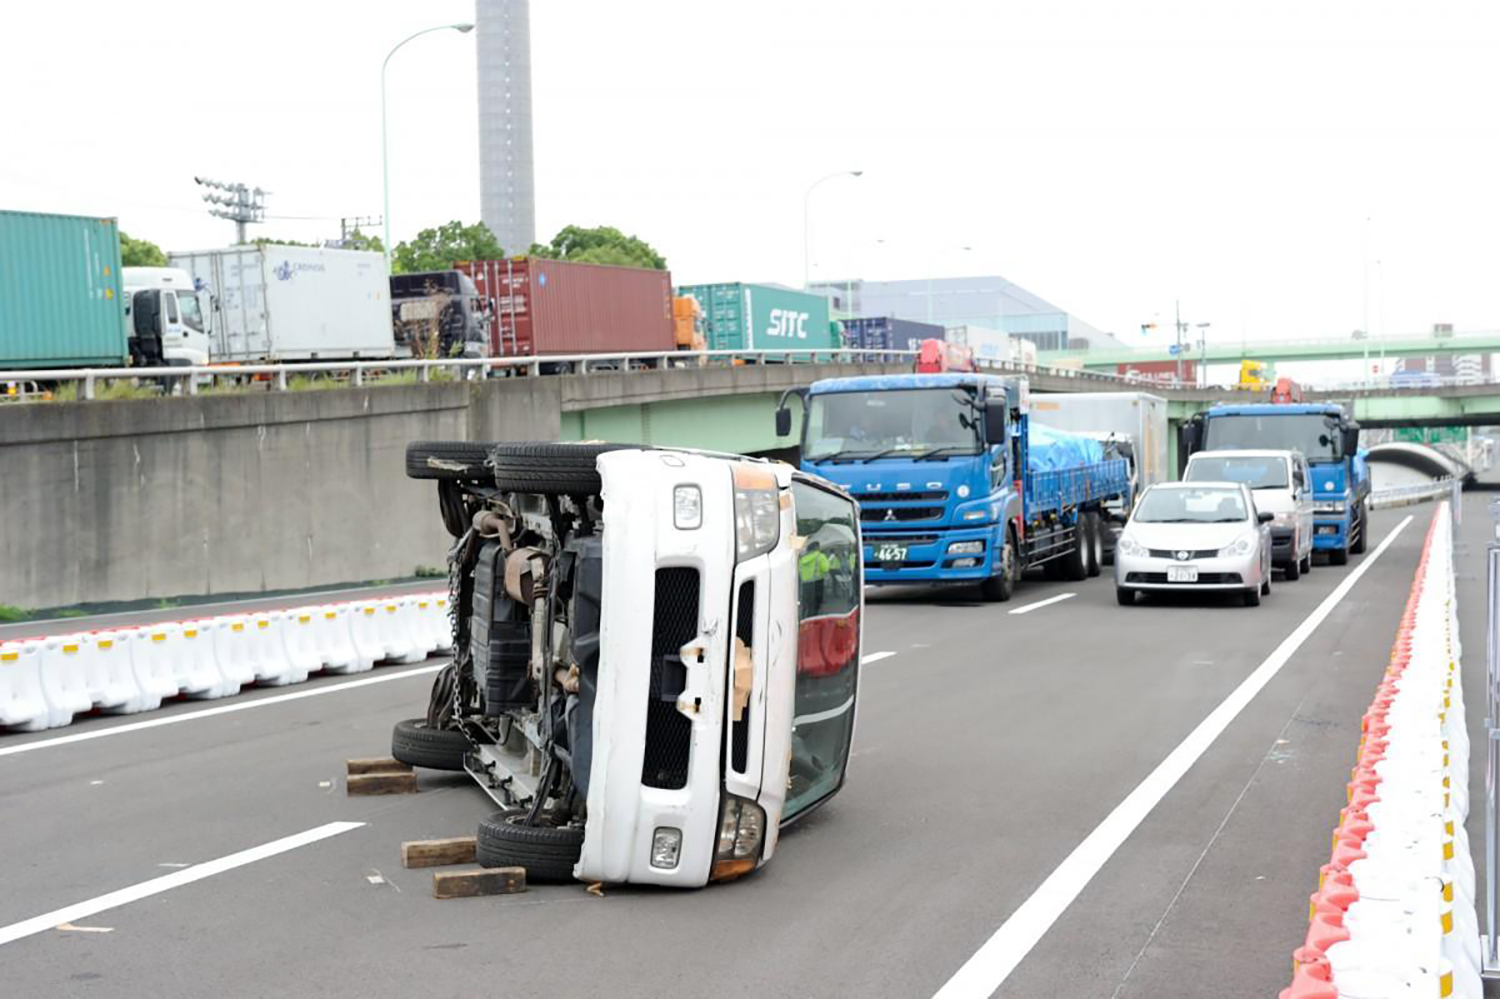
[0,496,1479,998]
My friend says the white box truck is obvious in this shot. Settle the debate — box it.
[946,325,1013,365]
[169,245,395,362]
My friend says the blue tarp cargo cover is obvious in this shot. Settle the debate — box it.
[1028,422,1104,472]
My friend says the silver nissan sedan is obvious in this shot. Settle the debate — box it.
[1114,481,1274,607]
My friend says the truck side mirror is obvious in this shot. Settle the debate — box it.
[775,407,792,438]
[983,402,1007,444]
[1179,418,1201,456]
[1342,425,1360,456]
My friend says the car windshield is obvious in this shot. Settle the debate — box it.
[1203,413,1341,461]
[803,388,980,461]
[1186,455,1288,489]
[1133,487,1248,523]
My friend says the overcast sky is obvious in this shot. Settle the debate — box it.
[3,1,1496,349]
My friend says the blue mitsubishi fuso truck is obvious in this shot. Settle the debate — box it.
[1181,402,1370,564]
[775,373,1131,601]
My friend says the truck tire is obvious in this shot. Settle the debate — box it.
[1062,523,1089,581]
[1329,544,1350,567]
[489,442,635,495]
[1350,504,1369,555]
[406,440,496,482]
[476,809,584,882]
[390,718,469,771]
[980,528,1017,602]
[1084,512,1103,578]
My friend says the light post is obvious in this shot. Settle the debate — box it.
[382,23,475,266]
[1196,322,1211,388]
[926,245,972,324]
[802,171,862,288]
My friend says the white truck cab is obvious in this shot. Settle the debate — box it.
[1183,448,1315,579]
[121,267,212,367]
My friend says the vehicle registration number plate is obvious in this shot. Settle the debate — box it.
[872,544,908,563]
[1167,566,1198,583]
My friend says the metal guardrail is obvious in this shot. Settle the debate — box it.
[1369,477,1461,510]
[0,348,1146,402]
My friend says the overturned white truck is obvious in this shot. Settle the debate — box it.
[396,442,864,887]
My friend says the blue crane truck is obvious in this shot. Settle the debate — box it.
[775,372,1132,601]
[1181,403,1370,564]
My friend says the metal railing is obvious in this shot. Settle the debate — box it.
[1368,477,1462,510]
[0,348,1148,402]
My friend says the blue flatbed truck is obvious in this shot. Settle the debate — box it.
[1181,402,1370,564]
[775,372,1132,601]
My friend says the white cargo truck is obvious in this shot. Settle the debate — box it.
[169,245,395,362]
[121,266,214,367]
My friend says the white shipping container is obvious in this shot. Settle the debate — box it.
[946,325,1013,364]
[1028,392,1170,490]
[168,245,395,362]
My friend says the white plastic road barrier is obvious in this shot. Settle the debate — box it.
[156,621,232,699]
[347,601,391,666]
[37,636,98,728]
[124,628,181,711]
[0,641,50,732]
[1280,504,1481,999]
[277,610,327,681]
[78,632,150,714]
[244,613,299,686]
[311,605,374,675]
[373,601,426,665]
[413,596,454,653]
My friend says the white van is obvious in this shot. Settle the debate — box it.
[1183,448,1315,579]
[121,267,212,367]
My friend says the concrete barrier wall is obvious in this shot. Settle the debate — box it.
[0,364,904,609]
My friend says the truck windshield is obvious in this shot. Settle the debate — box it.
[1134,486,1248,523]
[1185,455,1288,489]
[1203,413,1341,461]
[177,292,205,333]
[804,388,980,461]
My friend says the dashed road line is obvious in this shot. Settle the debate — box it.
[1008,593,1076,616]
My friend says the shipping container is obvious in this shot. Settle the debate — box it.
[841,316,943,352]
[458,258,675,358]
[0,210,127,369]
[945,324,1013,364]
[676,282,836,355]
[169,245,394,362]
[1117,359,1196,384]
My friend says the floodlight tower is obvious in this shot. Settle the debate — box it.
[194,176,267,244]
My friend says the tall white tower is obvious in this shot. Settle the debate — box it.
[476,0,536,255]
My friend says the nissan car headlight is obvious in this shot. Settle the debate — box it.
[710,793,767,881]
[1117,536,1147,558]
[732,463,781,563]
[1218,534,1255,557]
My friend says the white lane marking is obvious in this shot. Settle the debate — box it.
[861,651,897,665]
[1008,592,1076,616]
[932,514,1413,999]
[0,663,445,759]
[794,695,856,727]
[0,821,364,948]
[55,923,113,934]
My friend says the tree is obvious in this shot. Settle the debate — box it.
[391,221,503,274]
[120,231,167,267]
[253,236,319,248]
[528,225,666,270]
[342,229,383,254]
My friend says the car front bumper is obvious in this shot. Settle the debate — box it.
[1114,550,1262,591]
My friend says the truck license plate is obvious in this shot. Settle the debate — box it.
[872,544,908,563]
[1167,566,1198,583]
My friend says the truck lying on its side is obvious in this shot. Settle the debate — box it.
[395,441,864,887]
[775,373,1131,600]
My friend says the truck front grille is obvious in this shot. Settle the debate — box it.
[731,580,753,774]
[859,490,947,503]
[642,568,699,790]
[861,505,943,523]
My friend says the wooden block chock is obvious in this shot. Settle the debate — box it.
[432,867,527,899]
[346,771,418,796]
[346,757,413,775]
[401,837,477,869]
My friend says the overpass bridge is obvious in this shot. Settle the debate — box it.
[1040,330,1500,370]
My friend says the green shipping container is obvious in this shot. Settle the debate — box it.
[0,209,127,369]
[676,282,835,355]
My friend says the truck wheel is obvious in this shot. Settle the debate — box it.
[406,440,496,482]
[476,809,584,882]
[980,529,1017,602]
[1329,545,1350,566]
[1350,505,1369,554]
[489,442,635,495]
[390,718,469,771]
[1062,523,1089,581]
[1116,587,1135,606]
[1084,512,1103,578]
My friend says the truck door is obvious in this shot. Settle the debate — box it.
[784,478,863,823]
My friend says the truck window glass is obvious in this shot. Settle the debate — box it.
[1202,414,1340,461]
[164,292,179,325]
[805,388,979,461]
[785,481,862,821]
[176,291,204,332]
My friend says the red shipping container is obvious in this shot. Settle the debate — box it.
[457,258,675,358]
[1117,359,1196,384]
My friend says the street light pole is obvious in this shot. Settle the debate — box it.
[802,171,862,288]
[382,22,474,266]
[926,245,972,324]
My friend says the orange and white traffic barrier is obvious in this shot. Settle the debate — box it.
[0,640,50,731]
[77,631,151,714]
[1281,504,1481,998]
[37,635,98,727]
[310,604,374,675]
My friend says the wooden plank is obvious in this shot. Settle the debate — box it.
[432,867,527,899]
[401,836,477,869]
[346,772,417,796]
[346,757,413,775]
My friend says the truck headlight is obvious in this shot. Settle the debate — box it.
[1218,534,1254,557]
[1314,502,1345,516]
[732,464,780,563]
[711,794,766,881]
[947,540,985,554]
[1117,536,1147,557]
[673,485,702,530]
[962,509,987,521]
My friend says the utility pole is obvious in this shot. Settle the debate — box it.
[1175,299,1184,385]
[194,176,267,244]
[339,216,383,249]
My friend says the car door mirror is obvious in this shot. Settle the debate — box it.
[1258,511,1274,523]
